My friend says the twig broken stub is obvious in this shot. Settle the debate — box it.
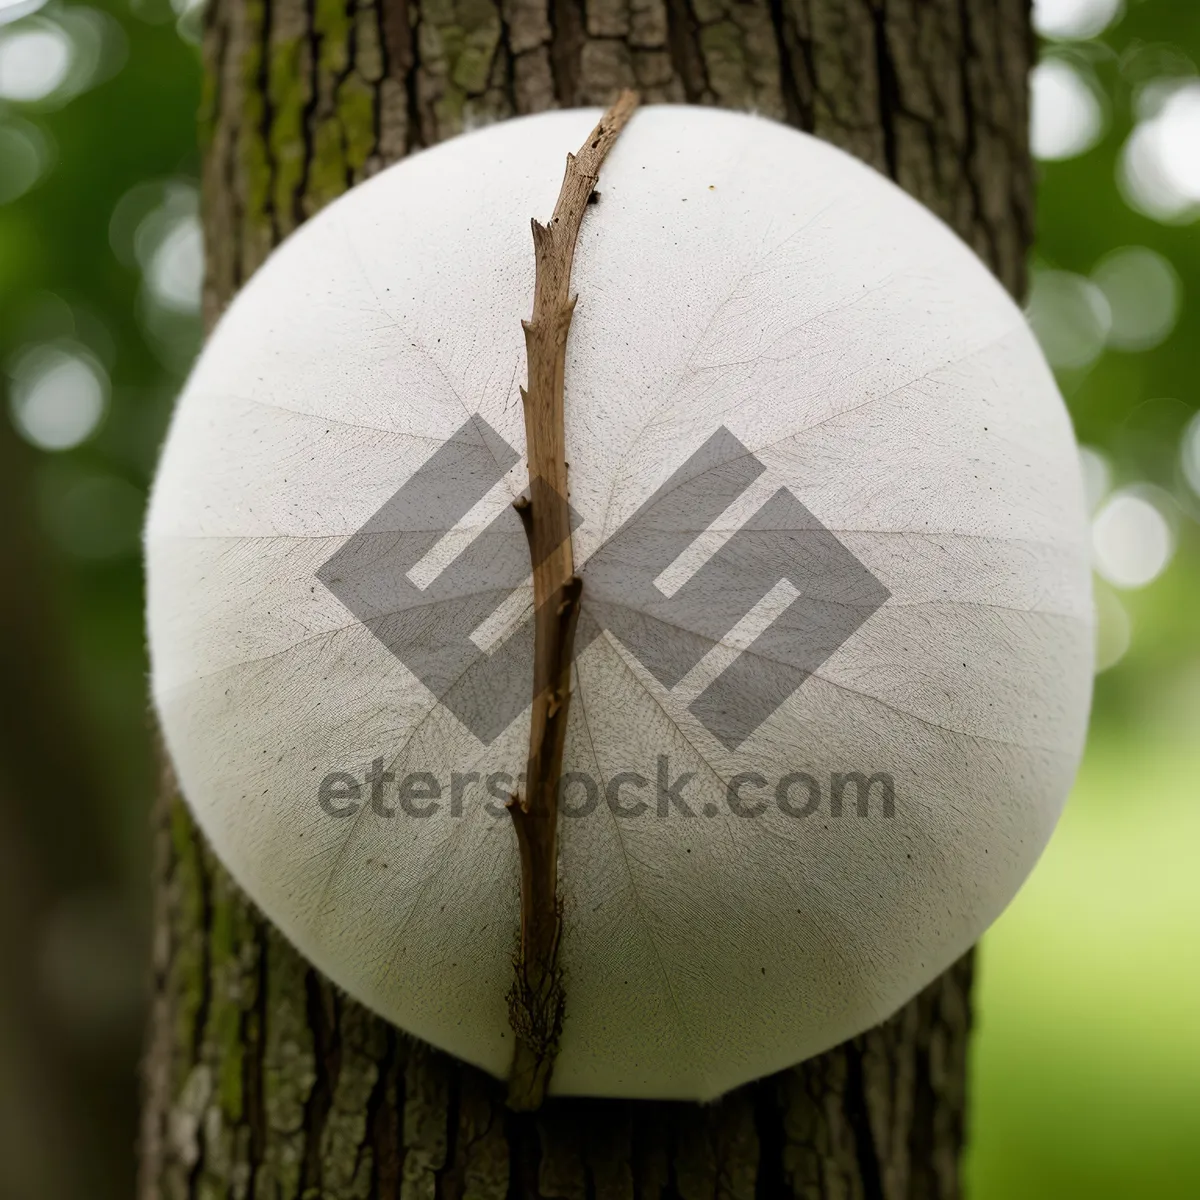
[505,89,640,1111]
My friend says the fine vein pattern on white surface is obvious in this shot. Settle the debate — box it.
[146,105,1093,1100]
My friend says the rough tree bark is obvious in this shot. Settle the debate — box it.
[140,1,1033,1195]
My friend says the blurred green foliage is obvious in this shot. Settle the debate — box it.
[0,0,199,850]
[0,0,1196,1195]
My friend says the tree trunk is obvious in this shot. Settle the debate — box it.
[140,1,1033,1195]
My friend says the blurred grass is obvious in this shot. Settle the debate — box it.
[969,719,1200,1197]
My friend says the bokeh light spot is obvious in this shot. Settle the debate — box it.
[1092,581,1132,673]
[1031,59,1105,161]
[1182,411,1200,498]
[1033,0,1122,41]
[7,343,108,450]
[1119,80,1200,222]
[1092,489,1173,589]
[0,117,52,202]
[0,0,47,24]
[1026,268,1112,370]
[147,214,203,312]
[1091,246,1182,351]
[1078,445,1112,512]
[0,22,71,101]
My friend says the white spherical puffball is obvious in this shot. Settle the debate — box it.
[146,105,1093,1101]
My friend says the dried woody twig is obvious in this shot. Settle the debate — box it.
[506,90,640,1111]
